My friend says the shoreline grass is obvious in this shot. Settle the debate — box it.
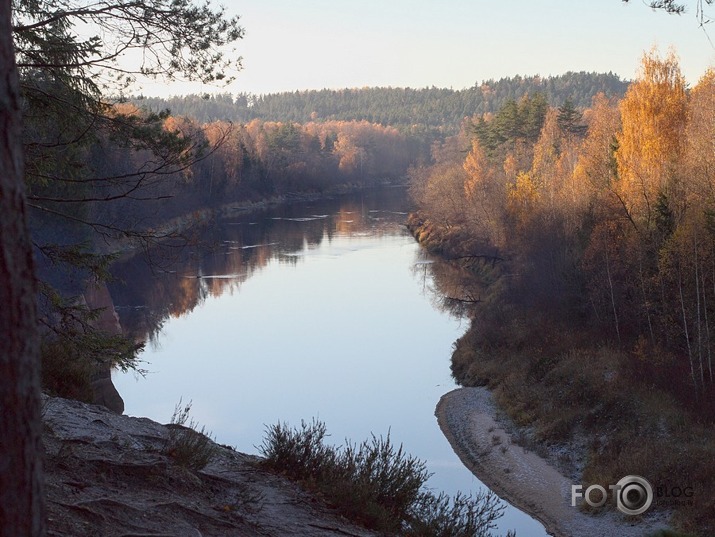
[258,419,513,537]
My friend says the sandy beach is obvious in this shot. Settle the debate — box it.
[436,387,669,537]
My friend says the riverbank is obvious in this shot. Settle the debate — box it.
[407,210,715,536]
[436,387,670,537]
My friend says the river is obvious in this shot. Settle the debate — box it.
[110,187,548,536]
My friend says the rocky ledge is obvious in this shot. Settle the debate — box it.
[42,395,378,537]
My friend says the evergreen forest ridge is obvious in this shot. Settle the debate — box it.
[131,72,628,130]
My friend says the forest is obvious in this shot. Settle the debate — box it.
[3,0,712,535]
[132,71,628,131]
[409,49,715,534]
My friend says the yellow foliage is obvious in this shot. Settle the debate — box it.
[683,68,715,203]
[615,48,688,226]
[503,153,518,180]
[530,109,561,192]
[507,172,540,225]
[573,93,620,194]
[463,140,490,200]
[462,139,505,242]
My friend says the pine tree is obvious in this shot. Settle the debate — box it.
[0,0,44,533]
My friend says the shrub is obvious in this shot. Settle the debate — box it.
[258,419,337,481]
[410,491,511,537]
[259,419,507,535]
[164,399,217,471]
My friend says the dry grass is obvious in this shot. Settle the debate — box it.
[163,399,217,472]
[258,419,509,536]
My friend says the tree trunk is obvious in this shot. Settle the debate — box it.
[678,265,697,393]
[604,240,621,347]
[0,0,45,534]
[638,253,655,344]
[694,234,705,385]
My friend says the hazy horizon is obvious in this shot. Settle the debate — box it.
[128,0,715,98]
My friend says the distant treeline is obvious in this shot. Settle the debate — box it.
[132,72,629,131]
[29,112,420,264]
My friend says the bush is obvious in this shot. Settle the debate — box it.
[259,419,507,535]
[410,490,512,537]
[164,399,217,471]
[258,419,337,481]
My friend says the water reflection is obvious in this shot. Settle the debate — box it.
[109,189,411,346]
[110,187,547,537]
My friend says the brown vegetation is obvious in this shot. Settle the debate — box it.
[410,49,715,535]
[67,113,419,233]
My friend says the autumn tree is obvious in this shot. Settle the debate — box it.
[418,136,470,233]
[506,170,541,232]
[202,121,244,200]
[573,93,621,197]
[658,69,715,392]
[529,109,562,207]
[683,69,715,205]
[620,50,686,348]
[0,0,44,534]
[615,49,688,231]
[409,132,473,242]
[463,139,503,244]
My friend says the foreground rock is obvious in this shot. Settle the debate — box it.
[436,387,670,537]
[43,395,378,537]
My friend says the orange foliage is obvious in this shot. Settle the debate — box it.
[615,48,688,227]
[573,93,621,195]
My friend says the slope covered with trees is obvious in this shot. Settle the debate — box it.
[409,49,715,535]
[132,72,628,131]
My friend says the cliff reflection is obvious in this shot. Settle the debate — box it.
[109,188,411,346]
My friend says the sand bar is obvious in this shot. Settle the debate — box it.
[436,387,669,537]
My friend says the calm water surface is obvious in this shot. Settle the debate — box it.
[111,188,547,536]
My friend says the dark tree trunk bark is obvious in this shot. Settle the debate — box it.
[0,0,45,535]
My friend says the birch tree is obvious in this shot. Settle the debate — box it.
[615,49,688,231]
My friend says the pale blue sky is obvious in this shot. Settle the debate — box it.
[137,0,715,96]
